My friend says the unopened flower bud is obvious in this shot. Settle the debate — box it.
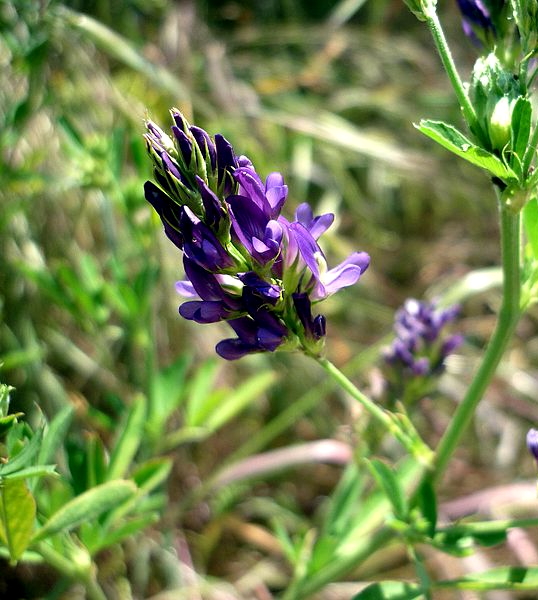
[488,96,515,151]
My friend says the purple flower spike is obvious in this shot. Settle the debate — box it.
[144,109,371,359]
[383,299,463,398]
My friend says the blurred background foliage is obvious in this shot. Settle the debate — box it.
[2,0,538,597]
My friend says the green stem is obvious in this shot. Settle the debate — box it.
[432,205,521,484]
[424,9,478,133]
[35,542,107,600]
[281,527,394,600]
[317,357,393,427]
[316,357,408,446]
[317,357,434,463]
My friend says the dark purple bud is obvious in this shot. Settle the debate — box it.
[239,272,281,303]
[144,181,183,249]
[180,207,234,271]
[179,300,231,323]
[455,0,506,46]
[293,293,326,341]
[215,134,238,196]
[457,0,493,31]
[171,126,193,166]
[527,429,538,463]
[441,334,464,357]
[216,313,288,360]
[195,176,226,230]
[191,125,217,171]
[183,257,233,302]
[161,151,183,181]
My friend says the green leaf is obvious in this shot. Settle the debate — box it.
[471,529,507,547]
[0,414,23,437]
[185,358,219,427]
[38,405,74,466]
[417,479,437,538]
[3,465,56,482]
[0,384,14,419]
[131,458,172,494]
[147,355,190,436]
[86,513,159,554]
[523,197,538,260]
[0,427,43,477]
[323,463,364,537]
[204,371,277,433]
[416,120,517,180]
[0,479,36,561]
[510,97,532,165]
[352,581,423,599]
[106,394,146,481]
[367,459,407,520]
[33,480,136,542]
[439,566,538,591]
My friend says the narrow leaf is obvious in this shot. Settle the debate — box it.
[87,513,159,554]
[416,120,517,180]
[511,97,532,162]
[131,458,172,494]
[204,371,277,432]
[107,395,146,481]
[33,480,136,542]
[0,479,36,561]
[185,359,219,427]
[417,478,437,537]
[367,459,407,520]
[0,427,43,476]
[2,465,56,482]
[38,405,74,466]
[439,566,538,591]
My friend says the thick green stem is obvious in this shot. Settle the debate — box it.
[424,10,478,133]
[432,205,521,484]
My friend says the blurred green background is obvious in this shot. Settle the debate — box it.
[2,0,537,597]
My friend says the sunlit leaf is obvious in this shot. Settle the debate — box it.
[0,479,36,561]
[416,120,517,180]
[33,480,136,542]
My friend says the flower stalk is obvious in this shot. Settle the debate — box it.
[316,357,433,464]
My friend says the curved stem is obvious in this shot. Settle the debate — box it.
[424,10,478,134]
[316,356,394,428]
[316,357,434,464]
[432,205,521,484]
